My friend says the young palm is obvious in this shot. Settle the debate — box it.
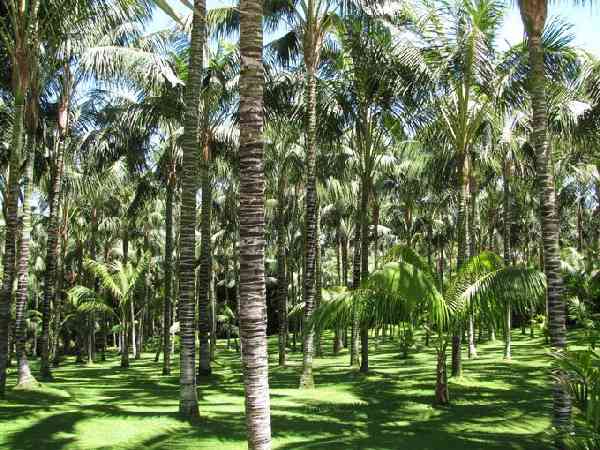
[70,256,150,369]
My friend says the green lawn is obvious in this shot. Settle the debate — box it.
[1,332,556,449]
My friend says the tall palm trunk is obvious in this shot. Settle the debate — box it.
[238,0,272,444]
[198,149,213,377]
[277,181,288,367]
[503,159,512,360]
[162,171,175,375]
[451,153,468,377]
[519,1,571,441]
[359,179,370,373]
[314,205,323,358]
[178,0,205,418]
[467,167,477,359]
[121,310,129,368]
[0,99,24,395]
[15,139,37,388]
[41,129,67,378]
[350,224,361,367]
[299,36,319,390]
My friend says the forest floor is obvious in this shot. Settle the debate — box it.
[1,331,558,449]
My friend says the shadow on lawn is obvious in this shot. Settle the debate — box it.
[1,332,554,450]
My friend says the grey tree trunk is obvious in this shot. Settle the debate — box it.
[299,39,319,389]
[0,100,25,395]
[198,152,213,377]
[162,170,175,375]
[518,1,571,440]
[15,139,37,388]
[238,0,272,443]
[178,0,205,418]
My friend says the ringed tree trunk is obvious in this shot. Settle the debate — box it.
[435,338,450,405]
[467,165,477,359]
[519,0,571,440]
[120,310,129,369]
[277,180,288,367]
[451,151,468,378]
[163,168,175,375]
[41,120,67,379]
[299,38,319,390]
[15,139,38,388]
[0,97,24,395]
[503,158,513,360]
[238,0,272,444]
[359,177,370,373]
[178,0,205,418]
[314,204,323,358]
[198,144,213,377]
[350,223,361,367]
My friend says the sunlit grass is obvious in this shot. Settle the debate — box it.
[1,330,559,449]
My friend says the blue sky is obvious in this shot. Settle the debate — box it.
[151,2,600,56]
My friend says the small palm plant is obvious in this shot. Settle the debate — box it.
[68,255,150,368]
[310,246,545,405]
[554,349,600,450]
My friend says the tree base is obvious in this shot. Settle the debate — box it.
[15,378,41,391]
[299,371,314,389]
[179,400,200,418]
[197,367,211,378]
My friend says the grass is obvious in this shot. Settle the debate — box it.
[1,330,559,449]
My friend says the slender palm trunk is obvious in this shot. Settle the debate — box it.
[519,1,571,440]
[341,233,348,288]
[198,153,212,377]
[277,183,287,367]
[239,0,272,443]
[178,0,205,418]
[452,153,468,377]
[503,159,512,360]
[314,205,323,358]
[15,139,37,388]
[40,131,66,379]
[467,169,477,359]
[0,99,24,395]
[163,173,175,375]
[350,224,361,367]
[121,310,129,369]
[359,180,370,373]
[299,44,319,390]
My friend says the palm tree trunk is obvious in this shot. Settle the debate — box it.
[452,153,468,377]
[503,159,512,360]
[239,0,272,443]
[0,98,24,395]
[350,224,361,367]
[519,1,571,440]
[40,130,66,379]
[162,172,174,375]
[52,200,68,367]
[467,169,477,359]
[15,139,37,388]
[178,0,205,418]
[198,153,213,377]
[342,233,349,288]
[121,311,129,369]
[299,42,319,390]
[277,183,287,367]
[314,205,322,358]
[359,179,370,372]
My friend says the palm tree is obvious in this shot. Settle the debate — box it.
[70,256,150,368]
[238,0,272,444]
[0,0,40,398]
[518,1,581,439]
[176,0,206,418]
